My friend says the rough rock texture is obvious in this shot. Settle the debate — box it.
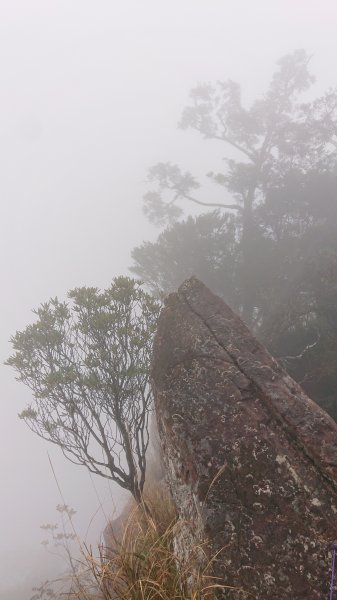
[151,277,337,599]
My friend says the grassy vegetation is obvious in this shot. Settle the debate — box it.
[33,480,237,600]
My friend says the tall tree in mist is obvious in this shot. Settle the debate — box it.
[6,277,160,505]
[141,49,337,325]
[132,49,337,419]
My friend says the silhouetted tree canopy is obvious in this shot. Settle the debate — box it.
[131,211,239,305]
[133,50,337,420]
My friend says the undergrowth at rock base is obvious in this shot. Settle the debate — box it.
[33,481,239,600]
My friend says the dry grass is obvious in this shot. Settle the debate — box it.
[35,481,239,600]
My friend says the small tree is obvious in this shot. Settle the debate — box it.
[6,277,161,504]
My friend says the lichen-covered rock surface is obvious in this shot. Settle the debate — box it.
[151,277,337,599]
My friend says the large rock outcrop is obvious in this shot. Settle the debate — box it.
[151,277,337,599]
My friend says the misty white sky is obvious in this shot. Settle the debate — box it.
[1,0,337,595]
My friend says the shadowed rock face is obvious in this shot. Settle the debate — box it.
[151,277,337,599]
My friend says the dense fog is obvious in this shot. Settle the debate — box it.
[1,1,337,597]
